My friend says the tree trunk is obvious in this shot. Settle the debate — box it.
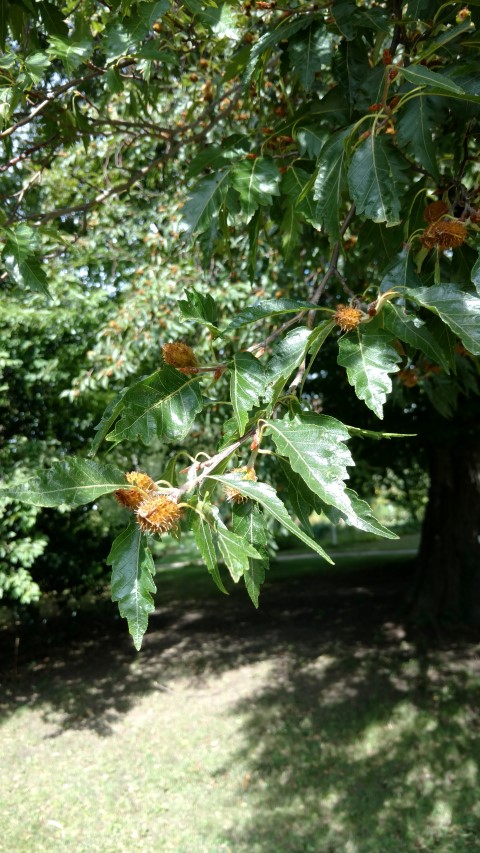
[411,434,480,625]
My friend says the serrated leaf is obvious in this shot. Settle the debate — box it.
[348,135,405,226]
[106,366,203,446]
[47,34,94,74]
[223,298,314,333]
[471,253,480,296]
[288,24,330,91]
[314,129,351,239]
[265,326,312,407]
[382,302,451,372]
[231,351,267,434]
[406,285,480,356]
[232,502,269,607]
[380,246,422,292]
[179,170,231,239]
[177,288,219,331]
[244,16,311,81]
[337,321,401,418]
[265,413,395,537]
[396,97,439,179]
[401,65,465,95]
[4,458,126,508]
[90,387,130,456]
[192,512,228,594]
[231,157,280,222]
[216,524,262,583]
[2,223,36,262]
[107,522,156,651]
[3,255,50,297]
[209,476,333,563]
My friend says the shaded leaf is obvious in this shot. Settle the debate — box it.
[244,16,311,81]
[232,502,269,607]
[382,302,451,372]
[314,129,351,239]
[265,326,312,407]
[216,524,262,583]
[231,157,281,222]
[380,246,422,292]
[401,65,465,95]
[348,135,405,225]
[288,24,330,91]
[396,96,439,179]
[192,512,228,594]
[179,170,231,239]
[406,285,480,355]
[223,298,314,333]
[107,522,156,651]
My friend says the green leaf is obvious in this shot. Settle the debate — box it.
[231,351,267,434]
[406,285,480,356]
[4,458,127,508]
[231,157,281,222]
[107,522,156,651]
[265,413,395,537]
[232,502,269,607]
[244,16,311,81]
[177,288,219,332]
[337,320,401,418]
[396,97,439,179]
[348,135,405,226]
[209,476,333,563]
[401,65,465,95]
[265,326,312,406]
[380,246,422,292]
[105,366,203,446]
[179,170,231,239]
[90,387,130,456]
[2,223,36,262]
[471,252,480,296]
[288,24,330,91]
[216,524,262,583]
[192,512,228,594]
[24,52,50,83]
[222,298,314,333]
[47,34,94,74]
[314,129,351,239]
[382,302,451,372]
[3,255,50,297]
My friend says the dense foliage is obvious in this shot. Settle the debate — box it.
[1,0,479,647]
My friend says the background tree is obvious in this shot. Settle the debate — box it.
[1,0,479,645]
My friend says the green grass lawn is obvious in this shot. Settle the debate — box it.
[1,550,480,853]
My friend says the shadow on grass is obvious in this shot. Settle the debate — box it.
[1,554,480,850]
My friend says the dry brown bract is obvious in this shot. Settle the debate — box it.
[421,220,467,250]
[334,304,363,332]
[224,466,257,504]
[115,472,158,510]
[162,342,198,369]
[135,495,184,535]
[423,200,449,223]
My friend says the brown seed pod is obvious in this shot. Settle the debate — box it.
[162,342,198,369]
[334,305,363,332]
[224,466,257,504]
[423,200,449,223]
[421,220,467,249]
[115,472,158,510]
[136,495,184,535]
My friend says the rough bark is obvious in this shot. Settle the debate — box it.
[411,434,480,625]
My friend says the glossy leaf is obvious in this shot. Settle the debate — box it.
[231,157,281,222]
[406,285,480,356]
[337,321,401,418]
[401,65,465,95]
[267,414,396,537]
[209,475,333,563]
[314,129,351,239]
[107,522,156,651]
[179,170,231,238]
[288,24,330,91]
[106,366,203,446]
[231,351,267,434]
[223,298,314,334]
[348,135,405,226]
[396,97,439,179]
[382,302,451,372]
[4,458,127,508]
[265,326,312,407]
[472,253,480,296]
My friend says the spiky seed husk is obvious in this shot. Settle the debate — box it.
[135,494,184,534]
[115,471,158,510]
[162,342,197,369]
[334,305,363,332]
[421,220,467,250]
[224,466,257,504]
[423,201,449,223]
